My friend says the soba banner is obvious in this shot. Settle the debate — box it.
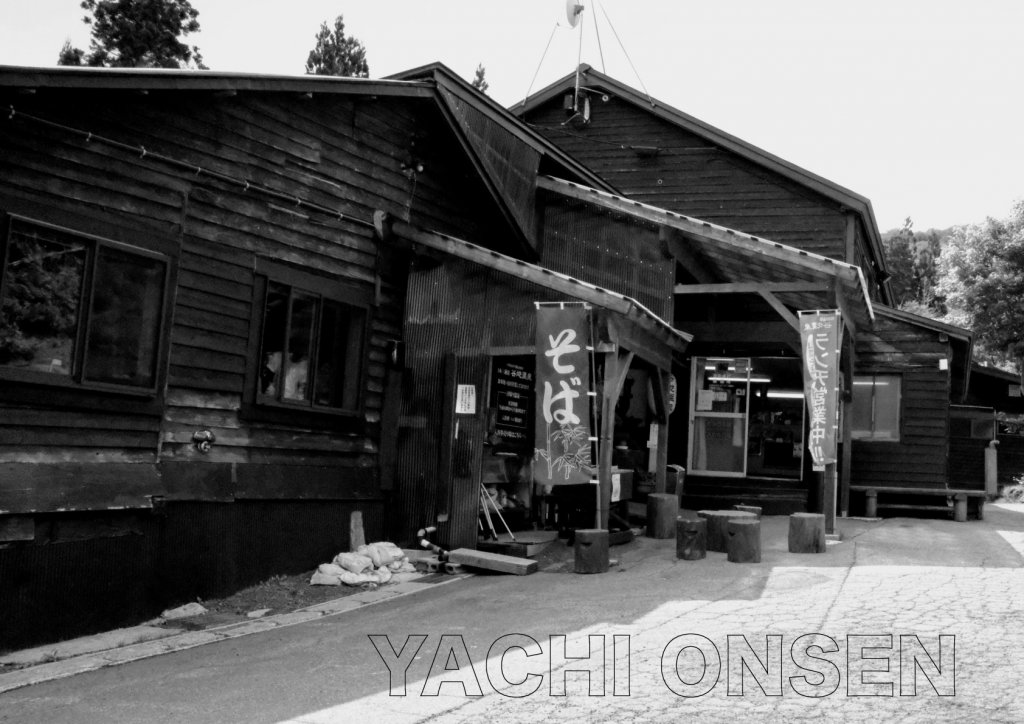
[533,304,593,486]
[798,310,842,470]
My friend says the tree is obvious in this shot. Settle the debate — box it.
[305,16,369,77]
[471,63,489,94]
[937,200,1024,376]
[881,217,946,313]
[57,0,205,69]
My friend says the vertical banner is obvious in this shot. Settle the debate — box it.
[533,304,593,486]
[799,310,842,471]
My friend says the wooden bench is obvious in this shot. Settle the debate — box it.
[850,486,986,521]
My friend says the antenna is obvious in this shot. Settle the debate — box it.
[566,0,584,28]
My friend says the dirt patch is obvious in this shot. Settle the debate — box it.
[161,571,372,631]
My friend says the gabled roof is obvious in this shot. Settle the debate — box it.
[873,305,973,402]
[511,65,892,302]
[538,175,876,334]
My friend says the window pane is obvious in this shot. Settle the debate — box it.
[850,377,874,437]
[259,282,289,398]
[313,301,363,409]
[872,376,900,440]
[83,246,165,387]
[283,293,316,402]
[1,221,86,376]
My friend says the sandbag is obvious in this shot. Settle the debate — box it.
[333,552,373,573]
[317,563,347,577]
[310,570,343,586]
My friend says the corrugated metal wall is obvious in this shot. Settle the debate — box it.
[540,196,674,322]
[0,501,382,651]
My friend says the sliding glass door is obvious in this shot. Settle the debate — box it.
[688,357,750,476]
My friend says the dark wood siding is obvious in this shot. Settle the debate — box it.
[525,97,847,258]
[851,314,952,489]
[0,87,516,511]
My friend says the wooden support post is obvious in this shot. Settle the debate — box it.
[839,334,855,517]
[676,517,707,560]
[646,493,678,539]
[822,463,837,534]
[727,519,761,563]
[599,348,633,531]
[574,529,610,574]
[788,513,827,553]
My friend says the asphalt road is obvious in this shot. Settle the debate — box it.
[2,505,1023,723]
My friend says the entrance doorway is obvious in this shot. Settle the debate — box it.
[688,357,805,480]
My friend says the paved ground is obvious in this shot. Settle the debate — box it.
[2,504,1023,723]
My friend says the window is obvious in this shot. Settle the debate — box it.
[851,374,901,441]
[255,273,367,414]
[0,216,168,392]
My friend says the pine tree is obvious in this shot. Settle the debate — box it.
[58,0,205,69]
[471,64,489,94]
[305,16,369,78]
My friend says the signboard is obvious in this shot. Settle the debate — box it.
[490,356,534,448]
[533,304,593,486]
[455,384,476,415]
[798,310,842,471]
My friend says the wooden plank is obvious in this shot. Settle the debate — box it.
[675,282,829,295]
[233,463,379,500]
[0,462,162,513]
[849,486,985,496]
[447,548,539,575]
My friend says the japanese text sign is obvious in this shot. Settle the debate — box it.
[799,310,842,470]
[533,304,593,486]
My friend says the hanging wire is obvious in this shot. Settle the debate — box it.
[524,22,560,105]
[573,8,585,110]
[593,1,607,73]
[598,1,655,106]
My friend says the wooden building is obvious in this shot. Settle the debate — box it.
[964,363,1024,489]
[513,65,976,517]
[0,64,613,649]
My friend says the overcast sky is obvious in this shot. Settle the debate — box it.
[2,0,1022,232]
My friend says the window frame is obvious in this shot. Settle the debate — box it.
[850,372,902,442]
[0,213,172,398]
[243,258,373,426]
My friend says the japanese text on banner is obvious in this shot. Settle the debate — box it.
[533,305,593,486]
[799,310,841,470]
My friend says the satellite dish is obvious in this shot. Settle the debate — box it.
[566,0,584,28]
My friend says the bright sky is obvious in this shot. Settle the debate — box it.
[2,0,1022,232]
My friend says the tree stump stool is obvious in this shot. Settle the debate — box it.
[727,519,761,563]
[788,513,826,553]
[864,490,878,517]
[734,504,762,519]
[697,510,757,552]
[574,529,609,574]
[647,493,679,539]
[676,517,707,560]
[952,494,969,522]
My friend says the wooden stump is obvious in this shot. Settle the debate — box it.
[574,529,609,574]
[647,493,679,539]
[953,494,968,522]
[676,517,707,560]
[788,513,826,553]
[727,519,761,563]
[734,504,762,519]
[698,510,757,552]
[864,490,878,517]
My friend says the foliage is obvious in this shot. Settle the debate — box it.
[937,200,1024,375]
[881,217,944,311]
[57,0,205,69]
[305,16,369,78]
[471,63,489,94]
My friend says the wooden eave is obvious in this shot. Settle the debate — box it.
[537,175,875,336]
[387,218,690,366]
[0,65,435,98]
[387,62,616,193]
[513,65,892,304]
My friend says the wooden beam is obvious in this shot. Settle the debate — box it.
[680,321,797,345]
[675,281,830,295]
[447,548,538,575]
[660,227,716,284]
[758,291,799,331]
